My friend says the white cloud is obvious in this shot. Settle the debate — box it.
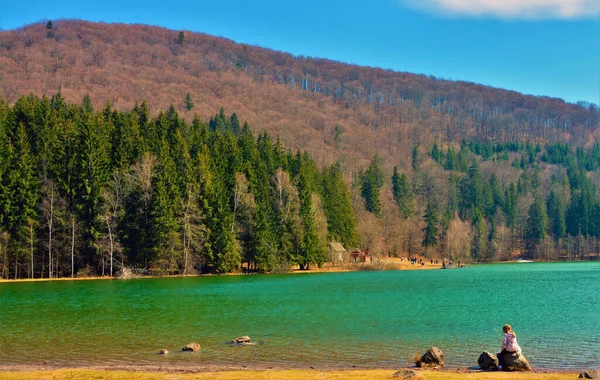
[403,0,600,19]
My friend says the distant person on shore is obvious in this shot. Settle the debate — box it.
[497,324,522,369]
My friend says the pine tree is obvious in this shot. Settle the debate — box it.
[6,123,38,278]
[74,112,111,268]
[149,142,182,273]
[431,141,443,164]
[184,93,194,111]
[546,190,566,241]
[176,31,185,45]
[391,167,414,219]
[411,145,419,171]
[82,94,93,114]
[445,147,458,170]
[459,162,483,220]
[322,163,359,247]
[45,21,54,38]
[297,160,324,270]
[422,201,439,247]
[525,196,548,256]
[0,108,11,232]
[360,155,384,215]
[566,180,595,238]
[229,113,240,135]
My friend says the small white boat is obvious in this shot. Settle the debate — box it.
[516,259,534,263]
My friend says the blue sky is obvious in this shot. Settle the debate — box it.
[2,0,599,105]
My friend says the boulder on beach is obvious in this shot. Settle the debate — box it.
[392,369,424,379]
[579,370,599,379]
[158,349,169,355]
[477,351,499,370]
[416,347,444,368]
[501,352,531,372]
[182,342,201,352]
[231,336,252,344]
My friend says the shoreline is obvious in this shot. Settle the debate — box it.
[0,257,445,283]
[0,364,584,380]
[0,361,587,373]
[2,259,596,283]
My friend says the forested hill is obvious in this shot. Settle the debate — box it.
[2,21,600,280]
[1,20,599,173]
[2,95,600,280]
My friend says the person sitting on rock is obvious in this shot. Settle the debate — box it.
[497,324,521,369]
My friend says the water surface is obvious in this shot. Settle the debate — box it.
[1,262,598,370]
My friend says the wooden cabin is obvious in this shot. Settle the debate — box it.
[328,242,347,263]
[348,247,368,262]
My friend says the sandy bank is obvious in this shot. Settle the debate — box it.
[0,366,581,380]
[0,257,443,283]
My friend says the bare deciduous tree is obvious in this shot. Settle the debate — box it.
[99,170,129,277]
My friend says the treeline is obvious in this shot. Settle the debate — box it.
[1,94,599,280]
[0,94,360,279]
[364,139,600,263]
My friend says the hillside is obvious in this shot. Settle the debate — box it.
[1,20,600,279]
[1,20,598,173]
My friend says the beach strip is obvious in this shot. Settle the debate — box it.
[0,368,580,380]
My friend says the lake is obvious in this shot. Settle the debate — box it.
[0,262,598,370]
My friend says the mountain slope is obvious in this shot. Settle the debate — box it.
[1,20,598,173]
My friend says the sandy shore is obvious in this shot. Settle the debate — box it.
[0,365,583,379]
[0,257,443,283]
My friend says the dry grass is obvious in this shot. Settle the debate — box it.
[0,369,579,380]
[0,258,442,283]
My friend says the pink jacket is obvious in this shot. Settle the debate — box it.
[502,332,521,353]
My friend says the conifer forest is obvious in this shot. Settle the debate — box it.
[1,94,599,279]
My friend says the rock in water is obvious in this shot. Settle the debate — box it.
[392,369,424,379]
[477,351,499,370]
[579,370,599,379]
[182,342,201,352]
[502,352,531,372]
[158,349,169,355]
[231,336,252,344]
[416,347,444,368]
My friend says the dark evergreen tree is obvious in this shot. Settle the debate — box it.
[322,163,359,247]
[229,113,241,135]
[360,155,384,215]
[567,180,596,238]
[74,112,111,268]
[431,141,442,164]
[184,93,194,111]
[176,31,185,45]
[445,147,458,171]
[45,21,54,38]
[525,196,548,256]
[459,162,483,220]
[6,123,38,278]
[546,190,566,241]
[82,94,93,114]
[421,201,439,248]
[297,159,325,269]
[391,167,413,219]
[488,173,503,215]
[411,145,419,171]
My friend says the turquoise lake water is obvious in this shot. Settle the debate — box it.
[0,262,598,370]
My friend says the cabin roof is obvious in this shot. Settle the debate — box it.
[328,242,346,252]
